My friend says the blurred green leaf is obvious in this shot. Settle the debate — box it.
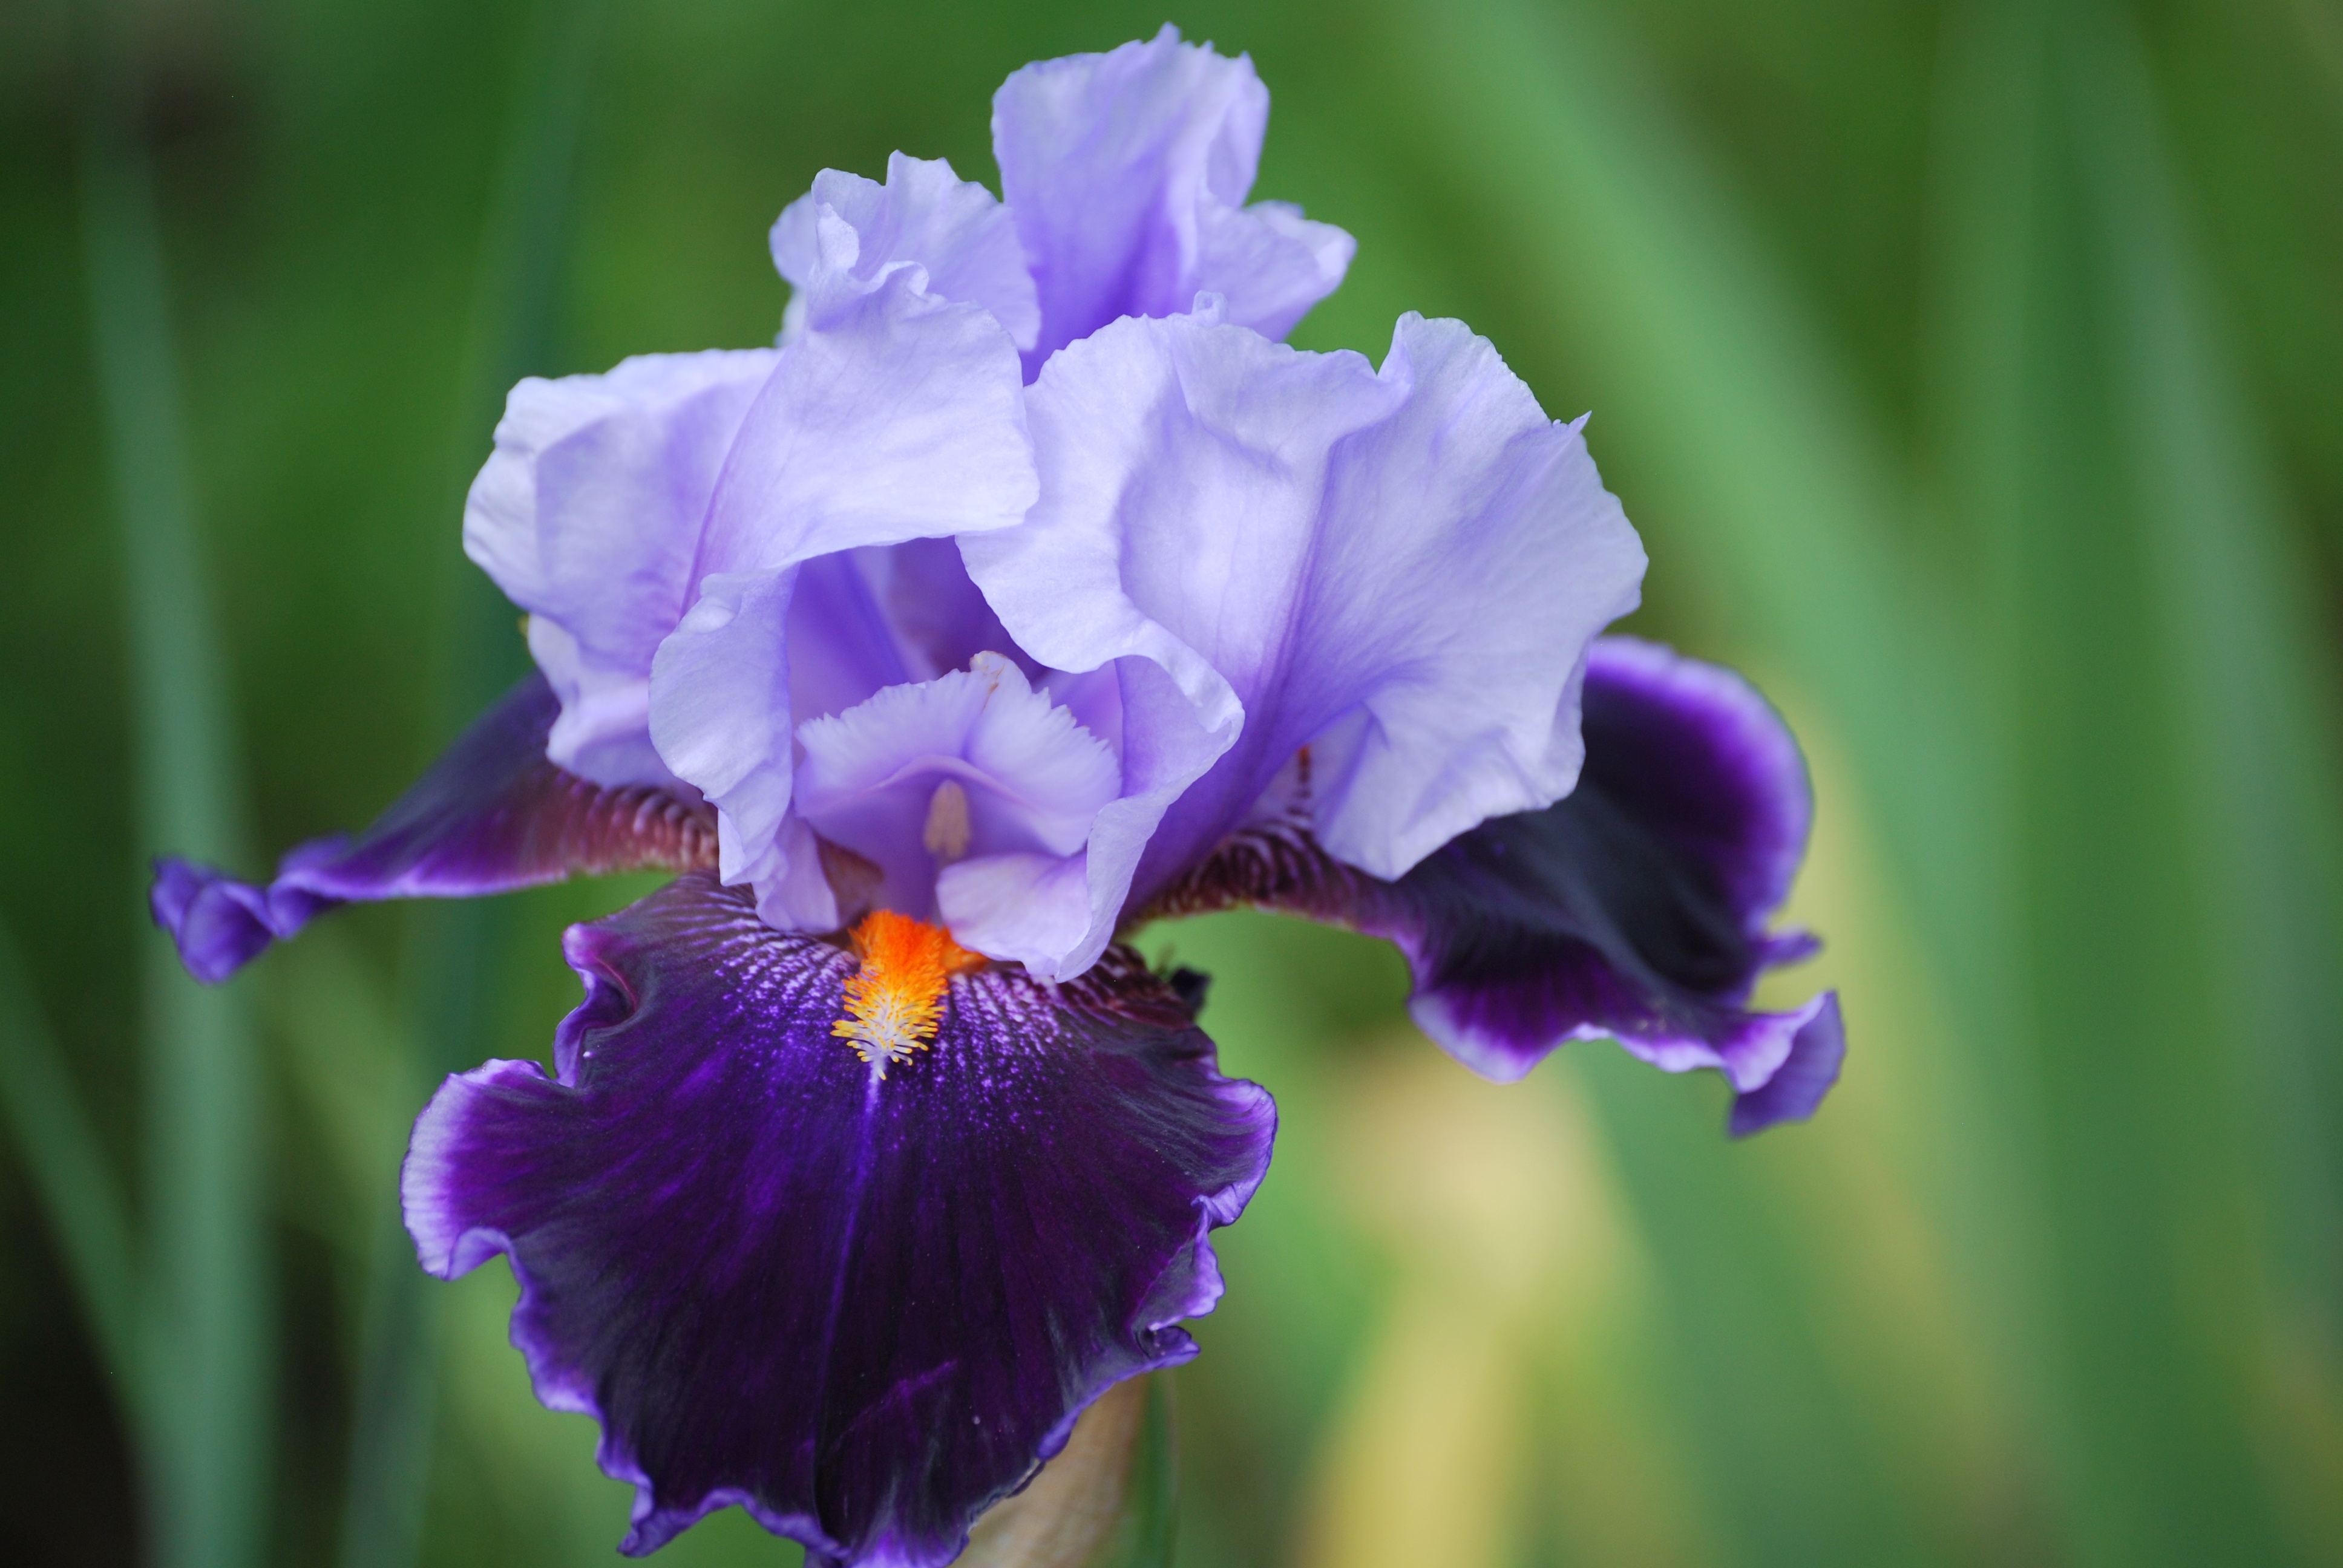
[337,5,613,1567]
[0,917,142,1412]
[1924,0,2343,1560]
[1089,1376,1178,1568]
[79,34,272,1568]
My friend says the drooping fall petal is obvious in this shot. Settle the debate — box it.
[152,673,714,983]
[402,875,1275,1564]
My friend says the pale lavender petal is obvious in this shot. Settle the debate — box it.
[772,154,1040,353]
[652,567,802,920]
[787,541,1029,727]
[402,875,1274,1564]
[945,653,1231,980]
[693,229,1032,585]
[860,536,1030,690]
[648,250,1036,932]
[782,552,920,728]
[464,350,778,788]
[793,657,1119,950]
[151,675,715,983]
[962,309,1645,974]
[993,25,1354,370]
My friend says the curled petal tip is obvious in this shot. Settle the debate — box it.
[150,673,718,983]
[149,855,328,984]
[1727,991,1845,1137]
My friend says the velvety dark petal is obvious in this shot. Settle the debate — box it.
[1571,635,1813,946]
[1146,638,1839,1134]
[152,673,716,983]
[402,875,1274,1565]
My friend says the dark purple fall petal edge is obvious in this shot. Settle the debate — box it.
[152,671,715,983]
[1409,978,1844,1135]
[1726,991,1844,1136]
[624,1042,1273,1564]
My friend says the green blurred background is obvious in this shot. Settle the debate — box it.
[5,0,2342,1564]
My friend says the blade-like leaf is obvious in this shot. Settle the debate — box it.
[0,917,143,1413]
[335,5,613,1568]
[79,50,271,1568]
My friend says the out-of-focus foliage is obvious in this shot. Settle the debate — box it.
[4,0,2341,1564]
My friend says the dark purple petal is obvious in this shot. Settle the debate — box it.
[1147,637,1840,1134]
[1725,993,1844,1137]
[401,875,1274,1564]
[152,673,716,983]
[1572,635,1812,950]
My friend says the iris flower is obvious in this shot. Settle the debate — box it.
[152,28,1843,1568]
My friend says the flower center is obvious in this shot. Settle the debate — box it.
[831,910,985,1076]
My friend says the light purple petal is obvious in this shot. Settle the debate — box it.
[402,875,1274,1564]
[151,675,715,983]
[787,541,1029,726]
[691,258,1032,582]
[1144,638,1839,1135]
[938,653,1231,981]
[464,350,778,788]
[772,154,1041,353]
[652,567,804,921]
[961,309,1645,973]
[795,655,1121,939]
[648,246,1036,932]
[993,25,1354,370]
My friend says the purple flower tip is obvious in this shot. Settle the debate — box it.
[1726,990,1845,1137]
[149,855,335,984]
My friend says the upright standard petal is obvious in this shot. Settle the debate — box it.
[993,25,1355,370]
[960,308,1647,978]
[650,242,1037,930]
[773,154,1041,353]
[1145,638,1843,1135]
[152,674,716,983]
[464,350,779,789]
[402,875,1274,1566]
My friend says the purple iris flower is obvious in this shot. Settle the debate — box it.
[151,29,1842,1568]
